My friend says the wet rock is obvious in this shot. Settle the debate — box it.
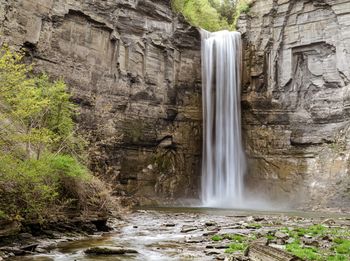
[205,249,221,255]
[85,247,138,255]
[20,244,38,252]
[205,221,217,227]
[207,226,221,231]
[203,231,218,236]
[225,253,249,261]
[186,237,204,243]
[254,217,265,222]
[286,238,295,244]
[268,244,285,250]
[206,243,230,249]
[181,226,198,233]
[35,247,48,254]
[216,253,226,260]
[0,247,27,256]
[302,238,319,247]
[247,244,301,261]
[275,231,289,240]
[253,237,268,246]
[322,235,332,241]
[164,223,176,227]
[322,219,335,225]
[18,233,33,240]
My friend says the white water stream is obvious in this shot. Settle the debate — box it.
[201,30,246,208]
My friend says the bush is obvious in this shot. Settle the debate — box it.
[172,0,253,31]
[0,46,113,223]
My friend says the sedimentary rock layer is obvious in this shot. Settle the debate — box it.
[239,0,350,210]
[0,0,202,204]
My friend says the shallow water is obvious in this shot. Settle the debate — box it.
[9,207,349,261]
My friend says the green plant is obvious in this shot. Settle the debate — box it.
[225,242,248,253]
[212,235,224,241]
[333,239,350,255]
[228,234,245,242]
[172,0,236,31]
[266,234,276,240]
[247,223,262,229]
[0,46,113,222]
[286,242,323,261]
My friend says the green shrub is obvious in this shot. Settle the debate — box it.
[0,46,113,223]
[172,0,252,31]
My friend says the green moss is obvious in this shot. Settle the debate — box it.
[286,242,323,261]
[327,254,348,261]
[225,242,248,254]
[229,234,245,242]
[266,234,276,240]
[333,239,350,255]
[212,235,224,241]
[237,1,250,13]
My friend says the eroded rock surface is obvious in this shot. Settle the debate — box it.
[239,0,350,210]
[0,0,202,204]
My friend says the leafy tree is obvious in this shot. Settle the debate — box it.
[172,0,252,31]
[0,47,83,160]
[0,46,112,222]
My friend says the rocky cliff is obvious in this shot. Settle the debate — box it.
[2,0,350,210]
[0,0,202,205]
[239,0,350,210]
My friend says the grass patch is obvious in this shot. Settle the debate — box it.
[333,239,350,255]
[286,242,323,261]
[211,235,224,241]
[266,234,276,240]
[247,223,262,229]
[225,242,248,254]
[277,225,350,261]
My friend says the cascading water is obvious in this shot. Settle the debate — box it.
[201,30,246,208]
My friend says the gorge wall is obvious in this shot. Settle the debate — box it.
[239,0,350,210]
[0,0,202,205]
[1,0,350,210]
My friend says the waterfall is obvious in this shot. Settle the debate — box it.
[201,30,246,208]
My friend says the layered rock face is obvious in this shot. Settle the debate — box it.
[240,0,350,210]
[0,0,202,204]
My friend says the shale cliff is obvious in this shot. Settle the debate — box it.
[240,0,350,210]
[2,0,350,210]
[0,0,202,205]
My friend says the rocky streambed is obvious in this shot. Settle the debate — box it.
[3,208,350,261]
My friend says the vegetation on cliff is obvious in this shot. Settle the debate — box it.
[172,0,252,31]
[0,47,112,223]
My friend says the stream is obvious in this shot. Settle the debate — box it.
[8,207,349,261]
